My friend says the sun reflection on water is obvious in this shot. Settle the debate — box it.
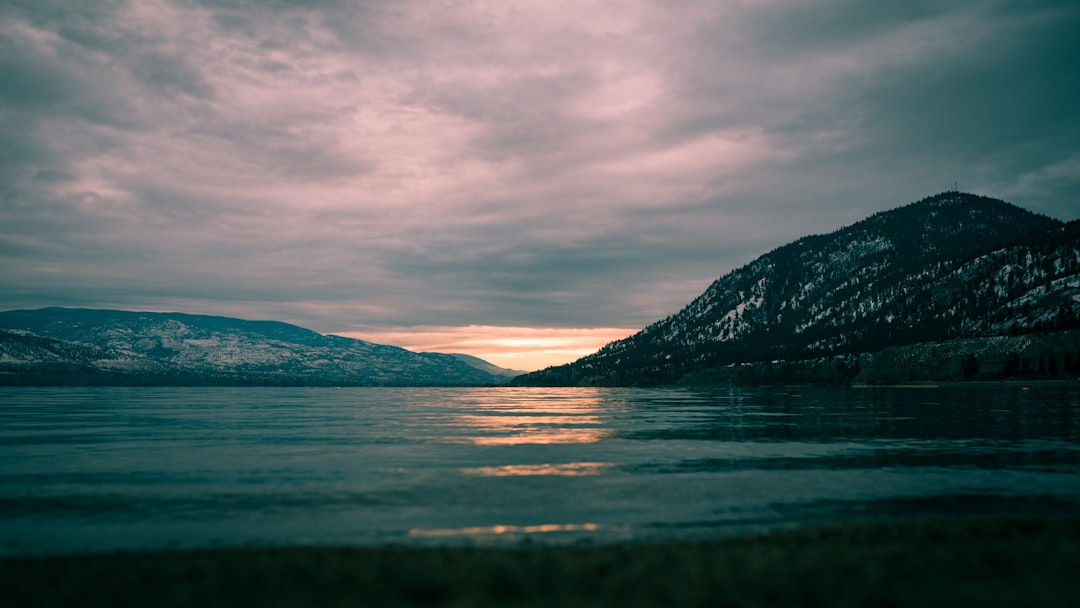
[408,522,627,539]
[440,388,617,446]
[461,462,610,476]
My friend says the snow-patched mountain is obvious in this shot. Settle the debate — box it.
[516,192,1079,385]
[0,309,516,386]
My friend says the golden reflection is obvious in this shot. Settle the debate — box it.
[461,462,610,477]
[441,388,617,446]
[457,415,605,446]
[409,522,627,538]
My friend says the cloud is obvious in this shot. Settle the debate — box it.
[2,0,1078,368]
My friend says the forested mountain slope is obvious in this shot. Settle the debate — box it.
[516,192,1078,385]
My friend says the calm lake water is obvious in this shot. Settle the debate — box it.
[2,385,1079,556]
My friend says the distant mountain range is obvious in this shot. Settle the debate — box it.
[0,309,522,386]
[515,192,1080,386]
[5,192,1077,388]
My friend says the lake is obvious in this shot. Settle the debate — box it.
[1,385,1078,556]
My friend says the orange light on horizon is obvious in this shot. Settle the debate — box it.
[337,325,636,371]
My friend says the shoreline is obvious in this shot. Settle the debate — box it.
[851,378,1080,388]
[5,515,1079,607]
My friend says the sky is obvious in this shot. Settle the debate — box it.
[2,0,1079,371]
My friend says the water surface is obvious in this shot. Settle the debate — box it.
[1,385,1078,555]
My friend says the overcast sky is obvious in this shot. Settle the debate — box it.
[2,1,1078,370]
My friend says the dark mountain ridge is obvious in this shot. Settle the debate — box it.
[516,192,1079,386]
[0,308,516,386]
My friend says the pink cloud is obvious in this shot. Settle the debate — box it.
[3,0,1078,367]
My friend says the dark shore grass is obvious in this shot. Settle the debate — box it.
[4,516,1079,608]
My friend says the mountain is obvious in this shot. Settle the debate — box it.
[515,192,1080,386]
[0,308,516,386]
[448,353,528,378]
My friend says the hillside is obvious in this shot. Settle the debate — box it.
[515,192,1080,386]
[0,309,516,386]
[449,353,528,378]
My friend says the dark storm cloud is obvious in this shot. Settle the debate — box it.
[2,0,1078,368]
[806,2,1076,216]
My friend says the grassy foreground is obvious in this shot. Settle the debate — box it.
[3,517,1079,608]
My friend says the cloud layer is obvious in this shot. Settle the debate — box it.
[2,0,1078,369]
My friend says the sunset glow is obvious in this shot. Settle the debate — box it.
[339,326,635,371]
